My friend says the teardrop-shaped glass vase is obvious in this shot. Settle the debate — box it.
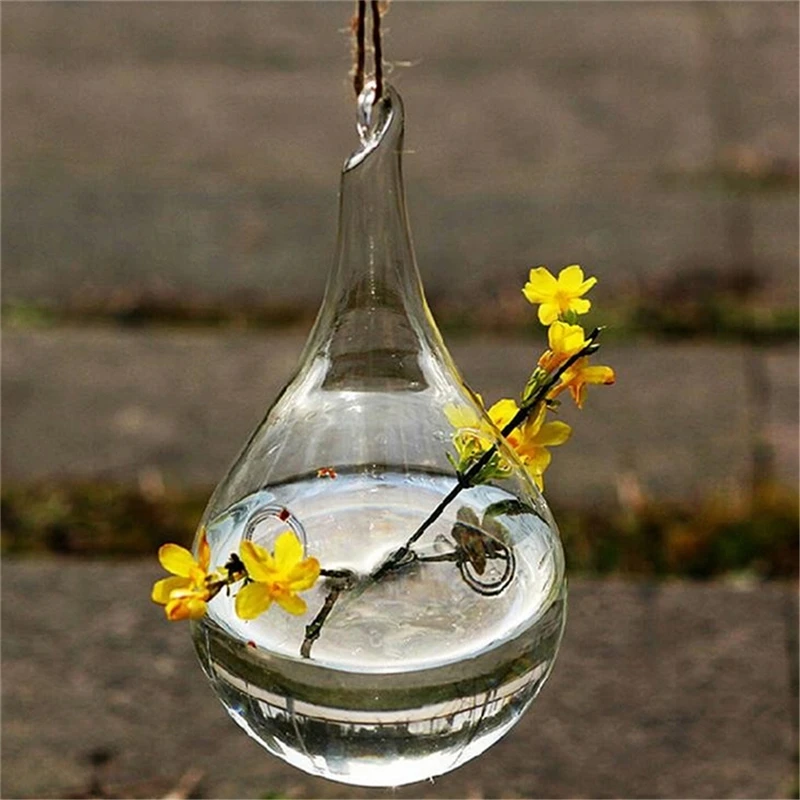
[192,83,566,788]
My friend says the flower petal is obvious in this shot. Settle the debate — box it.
[287,557,321,592]
[559,359,615,408]
[523,455,548,491]
[583,365,616,386]
[273,531,304,572]
[570,382,588,409]
[151,575,190,605]
[535,420,573,447]
[197,529,211,571]
[487,398,520,431]
[235,581,273,620]
[164,598,190,621]
[158,543,198,578]
[518,403,546,438]
[570,297,592,315]
[524,446,552,474]
[538,302,560,326]
[444,403,481,430]
[165,595,207,621]
[558,265,596,296]
[549,321,586,355]
[184,597,208,620]
[274,591,307,616]
[240,540,275,582]
[522,267,558,303]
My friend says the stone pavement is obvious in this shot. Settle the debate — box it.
[3,3,798,310]
[2,328,798,509]
[1,561,797,800]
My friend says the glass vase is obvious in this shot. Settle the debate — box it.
[191,82,566,788]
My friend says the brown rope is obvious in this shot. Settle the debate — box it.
[370,0,384,101]
[352,0,385,101]
[352,0,366,97]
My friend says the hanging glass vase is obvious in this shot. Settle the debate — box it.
[191,82,566,788]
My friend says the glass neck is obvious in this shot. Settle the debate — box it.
[329,125,425,319]
[302,84,443,390]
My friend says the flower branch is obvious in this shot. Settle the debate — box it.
[373,326,601,581]
[151,263,615,664]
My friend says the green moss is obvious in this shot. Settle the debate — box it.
[2,480,797,579]
[556,482,799,580]
[0,480,205,557]
[2,298,797,343]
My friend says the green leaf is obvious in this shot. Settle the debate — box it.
[446,451,459,472]
[456,506,481,526]
[521,367,546,404]
[483,499,534,520]
[561,310,579,325]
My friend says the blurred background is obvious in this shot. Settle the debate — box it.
[2,3,798,799]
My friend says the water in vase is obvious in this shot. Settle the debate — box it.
[192,470,566,787]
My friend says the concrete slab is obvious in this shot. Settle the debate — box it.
[2,3,797,309]
[1,561,796,799]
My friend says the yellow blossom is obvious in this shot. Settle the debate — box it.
[152,531,217,621]
[538,320,588,372]
[443,398,487,433]
[517,414,572,491]
[487,400,572,491]
[485,398,524,451]
[551,357,616,409]
[235,531,320,620]
[522,264,597,326]
[444,396,501,473]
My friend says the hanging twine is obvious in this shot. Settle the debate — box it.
[352,0,385,101]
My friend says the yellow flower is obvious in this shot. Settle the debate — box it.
[486,398,524,449]
[522,264,597,326]
[152,531,216,621]
[516,407,572,491]
[444,399,486,433]
[235,531,320,620]
[487,400,572,491]
[538,320,588,372]
[444,390,492,434]
[444,395,501,472]
[551,357,616,409]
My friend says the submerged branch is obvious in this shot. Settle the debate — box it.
[301,586,342,659]
[301,568,358,658]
